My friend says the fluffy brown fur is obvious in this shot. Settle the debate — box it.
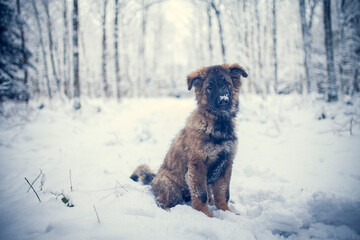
[130,63,248,217]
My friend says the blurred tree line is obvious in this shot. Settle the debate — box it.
[0,0,359,108]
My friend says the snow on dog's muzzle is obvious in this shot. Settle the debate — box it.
[218,94,230,106]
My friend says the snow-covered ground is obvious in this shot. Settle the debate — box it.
[0,94,359,240]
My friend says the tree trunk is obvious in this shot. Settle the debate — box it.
[210,1,226,63]
[63,0,71,98]
[138,0,148,97]
[339,0,360,95]
[250,2,258,93]
[42,0,61,97]
[16,0,28,101]
[102,0,110,98]
[255,0,263,92]
[114,0,121,101]
[323,0,338,102]
[272,0,278,93]
[32,0,52,100]
[206,3,213,64]
[242,0,252,92]
[72,0,81,109]
[299,0,312,94]
[34,47,41,98]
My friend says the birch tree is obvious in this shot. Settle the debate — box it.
[102,0,110,98]
[32,0,52,100]
[299,0,311,93]
[323,0,338,102]
[114,0,121,101]
[255,0,264,92]
[16,0,29,100]
[42,0,61,97]
[206,3,213,64]
[73,0,80,109]
[63,0,71,98]
[272,0,278,93]
[210,0,226,63]
[338,0,360,95]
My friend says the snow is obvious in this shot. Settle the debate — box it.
[219,95,229,101]
[0,94,360,240]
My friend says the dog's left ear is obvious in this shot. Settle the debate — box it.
[187,72,203,91]
[229,63,248,89]
[229,63,248,78]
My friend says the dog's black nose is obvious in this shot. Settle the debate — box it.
[218,95,229,105]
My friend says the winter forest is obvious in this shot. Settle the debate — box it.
[1,0,359,104]
[1,0,360,239]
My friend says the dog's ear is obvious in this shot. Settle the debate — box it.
[228,63,248,90]
[229,63,248,78]
[187,72,203,91]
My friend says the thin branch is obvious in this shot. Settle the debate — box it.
[134,0,166,13]
[69,169,73,192]
[93,205,101,223]
[115,180,128,197]
[116,180,128,192]
[49,191,74,207]
[25,177,41,202]
[27,169,42,193]
[319,115,360,135]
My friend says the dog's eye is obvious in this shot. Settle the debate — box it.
[206,85,213,92]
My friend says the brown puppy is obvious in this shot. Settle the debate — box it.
[130,63,248,217]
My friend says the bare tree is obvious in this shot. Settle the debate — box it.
[299,0,312,93]
[206,3,213,64]
[42,0,61,97]
[32,0,52,100]
[137,0,148,97]
[16,0,28,101]
[323,0,338,102]
[114,0,127,101]
[73,0,80,109]
[243,0,249,60]
[63,0,71,98]
[255,0,263,92]
[210,0,226,63]
[114,0,121,101]
[137,0,164,97]
[272,0,278,93]
[338,0,360,95]
[102,0,110,98]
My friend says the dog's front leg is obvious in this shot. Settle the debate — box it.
[213,163,232,212]
[187,161,212,217]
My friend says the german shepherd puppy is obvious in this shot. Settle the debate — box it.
[130,63,248,217]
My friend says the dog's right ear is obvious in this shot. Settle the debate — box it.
[187,72,202,91]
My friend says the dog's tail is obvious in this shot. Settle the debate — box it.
[130,164,156,185]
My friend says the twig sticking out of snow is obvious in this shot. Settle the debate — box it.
[93,205,101,223]
[349,116,360,135]
[25,177,41,202]
[320,115,360,135]
[334,115,360,135]
[26,169,42,193]
[69,169,73,192]
[115,180,128,197]
[49,191,74,207]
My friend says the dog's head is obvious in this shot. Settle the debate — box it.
[187,63,248,117]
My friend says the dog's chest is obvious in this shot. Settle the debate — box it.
[203,140,234,163]
[204,117,236,163]
[204,140,235,184]
[203,117,236,184]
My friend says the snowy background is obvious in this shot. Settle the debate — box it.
[1,0,360,239]
[0,94,359,239]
